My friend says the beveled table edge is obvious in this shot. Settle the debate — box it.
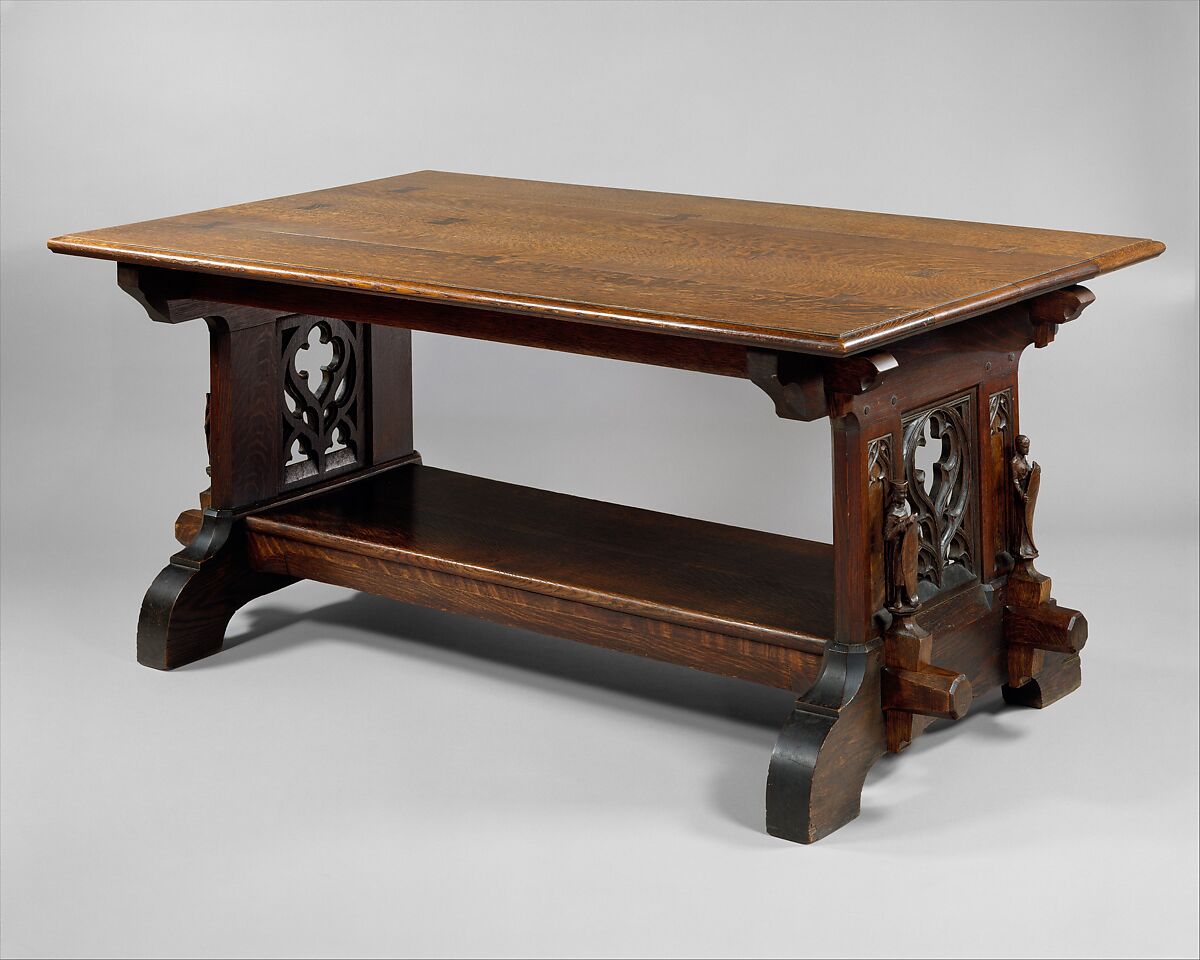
[46,232,1164,357]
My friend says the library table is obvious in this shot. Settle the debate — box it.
[49,172,1163,843]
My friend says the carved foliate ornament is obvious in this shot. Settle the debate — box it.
[988,389,1011,437]
[883,478,921,617]
[867,434,893,486]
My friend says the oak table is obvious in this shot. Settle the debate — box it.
[49,172,1163,843]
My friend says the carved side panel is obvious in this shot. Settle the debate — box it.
[901,393,978,588]
[279,315,366,489]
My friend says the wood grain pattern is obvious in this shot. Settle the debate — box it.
[1005,602,1088,655]
[205,316,281,510]
[252,534,823,693]
[48,170,1163,355]
[171,463,829,691]
[882,662,972,721]
[238,465,835,654]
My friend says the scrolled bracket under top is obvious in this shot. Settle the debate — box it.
[1028,284,1095,348]
[116,263,283,329]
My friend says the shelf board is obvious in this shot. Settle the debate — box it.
[243,464,833,654]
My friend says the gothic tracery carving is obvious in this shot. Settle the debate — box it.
[280,315,364,487]
[901,394,976,586]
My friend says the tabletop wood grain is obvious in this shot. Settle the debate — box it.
[48,170,1163,354]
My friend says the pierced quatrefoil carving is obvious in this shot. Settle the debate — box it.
[901,394,977,587]
[280,315,364,487]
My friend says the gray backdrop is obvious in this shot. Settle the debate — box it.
[2,2,1197,958]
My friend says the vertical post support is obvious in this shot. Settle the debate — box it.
[764,364,893,842]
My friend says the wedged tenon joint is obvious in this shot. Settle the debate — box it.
[1005,601,1088,656]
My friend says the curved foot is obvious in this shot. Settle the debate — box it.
[138,511,294,670]
[765,641,886,843]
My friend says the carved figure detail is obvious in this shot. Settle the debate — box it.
[884,479,921,616]
[1010,434,1040,561]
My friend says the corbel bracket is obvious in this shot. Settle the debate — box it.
[117,264,282,329]
[1028,284,1095,348]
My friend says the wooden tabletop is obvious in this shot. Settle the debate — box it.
[48,171,1163,355]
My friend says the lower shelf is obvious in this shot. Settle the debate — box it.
[179,464,836,690]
